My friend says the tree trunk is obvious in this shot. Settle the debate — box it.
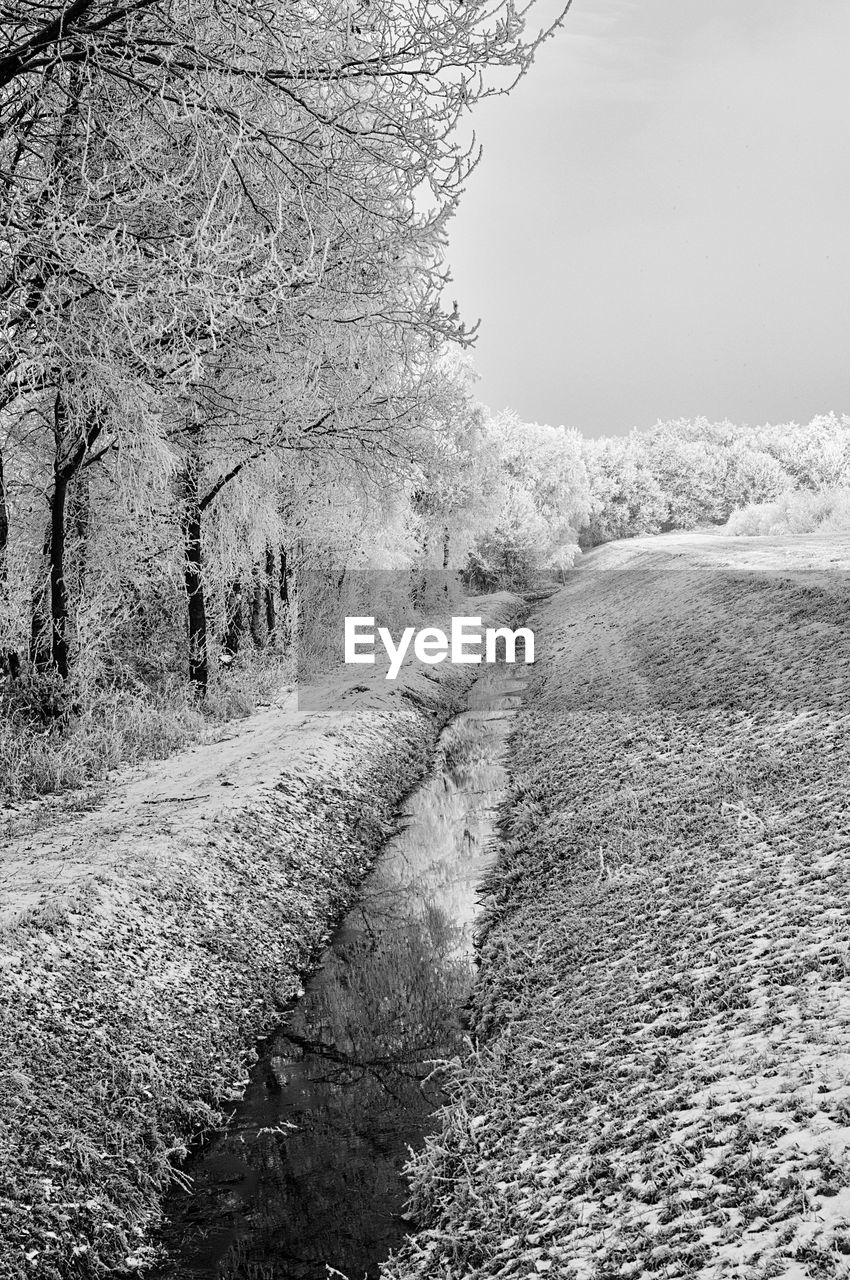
[30,592,51,671]
[0,450,8,581]
[39,393,101,681]
[279,547,290,606]
[68,469,90,596]
[250,570,266,648]
[264,545,276,639]
[0,449,19,678]
[181,466,208,695]
[30,520,52,672]
[49,470,70,678]
[223,578,244,656]
[2,650,20,680]
[278,546,292,652]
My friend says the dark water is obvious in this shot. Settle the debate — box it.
[155,666,524,1280]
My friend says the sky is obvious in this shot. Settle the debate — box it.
[448,0,850,436]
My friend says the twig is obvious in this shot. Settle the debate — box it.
[141,794,211,804]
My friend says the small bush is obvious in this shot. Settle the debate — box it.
[462,543,539,594]
[724,486,850,536]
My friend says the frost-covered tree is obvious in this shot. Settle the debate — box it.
[580,436,667,546]
[752,414,850,492]
[466,411,592,587]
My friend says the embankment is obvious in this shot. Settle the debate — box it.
[0,596,521,1280]
[385,536,850,1280]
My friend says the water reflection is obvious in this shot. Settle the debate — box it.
[156,669,524,1280]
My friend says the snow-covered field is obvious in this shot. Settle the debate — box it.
[385,532,850,1280]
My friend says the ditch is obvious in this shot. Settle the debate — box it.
[153,660,526,1280]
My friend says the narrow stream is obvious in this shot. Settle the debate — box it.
[155,663,524,1280]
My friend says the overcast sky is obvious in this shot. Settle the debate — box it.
[448,0,850,437]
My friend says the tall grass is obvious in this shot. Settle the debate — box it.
[724,485,850,536]
[0,653,293,802]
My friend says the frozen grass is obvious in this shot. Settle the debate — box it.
[0,653,292,802]
[384,564,850,1279]
[725,486,850,537]
[0,689,452,1278]
[0,595,524,1279]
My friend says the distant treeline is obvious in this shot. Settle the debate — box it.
[462,412,850,589]
[579,414,850,546]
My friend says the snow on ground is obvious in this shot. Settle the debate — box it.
[384,533,850,1280]
[0,596,521,1278]
[0,682,400,932]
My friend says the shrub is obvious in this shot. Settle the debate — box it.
[724,486,850,536]
[0,651,293,802]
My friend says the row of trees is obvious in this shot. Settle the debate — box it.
[0,0,567,698]
[453,412,850,587]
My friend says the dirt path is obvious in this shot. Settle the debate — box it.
[0,652,455,932]
[0,695,343,931]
